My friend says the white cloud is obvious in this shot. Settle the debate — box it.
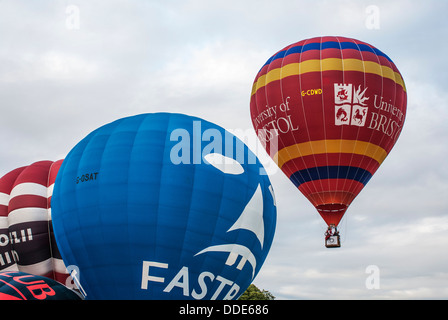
[39,51,99,80]
[0,51,99,83]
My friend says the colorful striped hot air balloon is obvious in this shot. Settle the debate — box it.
[0,160,71,283]
[250,36,407,246]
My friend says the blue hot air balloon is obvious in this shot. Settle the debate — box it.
[52,113,276,300]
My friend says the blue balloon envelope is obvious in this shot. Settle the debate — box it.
[52,113,276,300]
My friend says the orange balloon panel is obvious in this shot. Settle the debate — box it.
[251,36,407,226]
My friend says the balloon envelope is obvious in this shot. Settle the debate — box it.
[52,113,276,300]
[0,160,71,284]
[250,36,407,226]
[0,271,81,300]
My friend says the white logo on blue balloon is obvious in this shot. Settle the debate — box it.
[197,152,273,279]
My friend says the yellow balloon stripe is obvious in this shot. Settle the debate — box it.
[251,58,406,96]
[274,139,388,168]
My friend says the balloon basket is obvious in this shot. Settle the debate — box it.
[325,234,341,248]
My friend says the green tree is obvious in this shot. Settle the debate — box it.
[239,284,275,300]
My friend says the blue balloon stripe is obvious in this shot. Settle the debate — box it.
[289,166,373,187]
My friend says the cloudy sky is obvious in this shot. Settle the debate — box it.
[1,0,447,299]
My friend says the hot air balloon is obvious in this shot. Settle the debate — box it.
[0,160,72,282]
[250,36,407,247]
[52,113,276,299]
[0,271,81,300]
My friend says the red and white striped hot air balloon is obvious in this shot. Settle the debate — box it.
[0,160,71,284]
